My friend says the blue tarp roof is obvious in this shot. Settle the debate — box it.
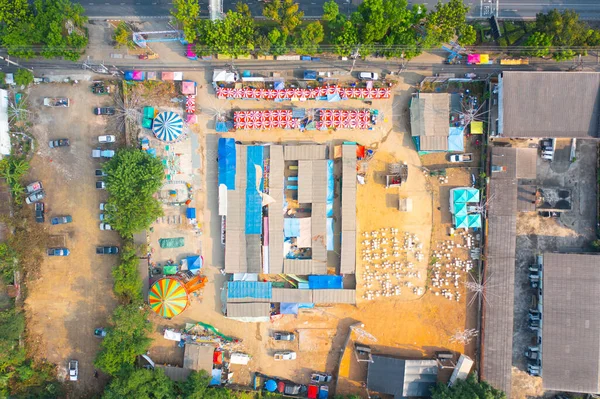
[245,146,264,235]
[308,275,343,289]
[215,121,228,133]
[284,218,300,238]
[186,208,196,219]
[186,255,203,273]
[124,70,134,81]
[218,138,236,190]
[327,93,341,102]
[453,188,480,204]
[326,160,334,217]
[280,302,299,314]
[304,70,317,80]
[227,281,272,299]
[274,81,284,90]
[468,214,482,228]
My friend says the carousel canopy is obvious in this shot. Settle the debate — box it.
[149,277,189,319]
[153,111,183,142]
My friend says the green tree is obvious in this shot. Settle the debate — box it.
[181,371,220,398]
[295,21,324,55]
[262,0,304,36]
[523,31,551,57]
[113,22,132,49]
[552,48,576,61]
[255,34,272,55]
[0,0,30,28]
[333,20,359,56]
[430,373,506,399]
[171,0,200,43]
[112,243,143,304]
[103,149,164,237]
[95,305,152,375]
[424,0,471,48]
[352,0,389,44]
[102,367,175,399]
[14,69,33,86]
[535,9,588,47]
[322,0,338,22]
[458,24,476,45]
[268,28,289,56]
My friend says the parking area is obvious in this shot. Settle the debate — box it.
[23,82,120,397]
[511,139,598,398]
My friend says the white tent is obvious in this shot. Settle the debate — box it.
[213,70,238,83]
[0,90,10,156]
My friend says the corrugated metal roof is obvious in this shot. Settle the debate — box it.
[491,147,517,179]
[420,135,449,151]
[542,253,600,393]
[225,145,247,273]
[515,148,537,179]
[246,234,262,273]
[227,281,272,302]
[183,345,214,374]
[156,365,192,382]
[268,146,284,274]
[501,72,600,138]
[410,93,450,142]
[312,160,328,203]
[488,179,517,216]
[284,145,327,160]
[283,259,313,274]
[368,356,439,399]
[226,302,271,318]
[271,288,313,303]
[340,230,356,274]
[298,160,313,203]
[312,289,356,304]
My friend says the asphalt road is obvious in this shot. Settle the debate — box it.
[78,0,600,19]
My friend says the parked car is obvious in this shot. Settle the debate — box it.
[95,169,107,177]
[359,72,379,80]
[282,382,304,395]
[318,385,329,399]
[68,360,78,381]
[310,373,332,383]
[449,153,473,163]
[26,181,43,193]
[274,351,296,360]
[94,328,107,338]
[96,181,106,189]
[51,215,73,225]
[100,213,105,221]
[99,223,112,231]
[273,331,295,341]
[47,248,70,256]
[93,107,115,115]
[25,190,45,204]
[44,97,70,107]
[98,135,116,143]
[48,139,70,148]
[35,203,45,223]
[92,149,115,158]
[96,246,119,255]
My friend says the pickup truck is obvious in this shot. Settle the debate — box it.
[449,153,473,163]
[51,215,72,225]
[95,169,107,177]
[47,248,70,256]
[44,97,70,107]
[26,181,43,193]
[96,181,106,189]
[68,360,78,381]
[35,203,44,223]
[274,351,296,361]
[25,190,45,204]
[92,149,115,158]
[273,331,295,341]
[49,139,70,148]
[310,373,332,383]
[93,107,115,115]
[98,135,116,143]
[96,246,119,255]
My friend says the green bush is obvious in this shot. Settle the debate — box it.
[112,243,143,304]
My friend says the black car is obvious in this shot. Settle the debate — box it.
[96,246,119,255]
[95,169,107,177]
[94,107,115,116]
[49,139,70,148]
[35,203,44,223]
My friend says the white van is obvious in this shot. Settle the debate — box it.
[359,72,379,80]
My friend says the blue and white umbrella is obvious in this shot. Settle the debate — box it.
[152,111,183,142]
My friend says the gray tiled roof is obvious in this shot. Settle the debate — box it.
[542,253,600,393]
[271,288,313,303]
[312,289,356,304]
[501,72,600,138]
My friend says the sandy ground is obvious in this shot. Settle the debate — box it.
[140,70,478,396]
[24,82,120,398]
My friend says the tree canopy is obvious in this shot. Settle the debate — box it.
[430,373,506,399]
[171,0,200,43]
[263,0,304,36]
[102,367,174,399]
[95,305,153,376]
[1,0,88,61]
[112,243,143,304]
[103,148,164,237]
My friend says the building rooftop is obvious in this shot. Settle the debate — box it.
[410,93,450,151]
[500,72,600,138]
[367,356,438,399]
[542,253,600,393]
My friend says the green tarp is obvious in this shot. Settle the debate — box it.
[144,106,155,119]
[159,237,185,248]
[163,265,178,275]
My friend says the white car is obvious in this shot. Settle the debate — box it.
[98,135,116,143]
[274,351,297,360]
[100,223,112,231]
[359,72,379,80]
[68,360,78,381]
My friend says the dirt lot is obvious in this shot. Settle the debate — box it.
[23,82,120,397]
[141,71,477,395]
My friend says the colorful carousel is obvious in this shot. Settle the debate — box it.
[152,111,184,142]
[148,277,189,319]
